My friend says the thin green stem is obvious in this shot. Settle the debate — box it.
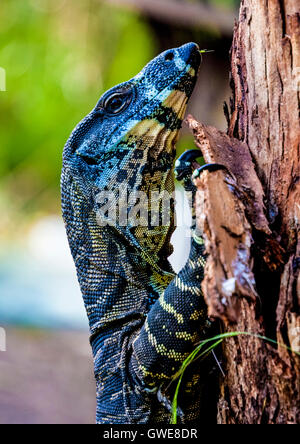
[170,330,299,424]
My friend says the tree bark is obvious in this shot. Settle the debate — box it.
[189,0,300,424]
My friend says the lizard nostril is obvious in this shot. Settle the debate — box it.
[165,51,174,61]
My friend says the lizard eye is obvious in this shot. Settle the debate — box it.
[102,89,133,115]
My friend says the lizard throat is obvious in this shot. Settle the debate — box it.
[126,90,189,265]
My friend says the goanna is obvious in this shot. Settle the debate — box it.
[61,43,215,424]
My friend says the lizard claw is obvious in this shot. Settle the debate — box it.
[175,150,233,188]
[192,163,228,178]
[174,149,202,182]
[192,163,235,185]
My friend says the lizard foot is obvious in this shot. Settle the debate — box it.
[191,163,230,183]
[175,149,231,187]
[174,149,202,192]
[174,149,202,182]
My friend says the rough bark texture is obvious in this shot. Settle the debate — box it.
[189,0,300,424]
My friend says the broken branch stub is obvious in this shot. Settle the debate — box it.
[195,164,257,323]
[186,115,271,235]
[186,116,271,322]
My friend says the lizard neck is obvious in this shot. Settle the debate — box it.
[61,173,175,296]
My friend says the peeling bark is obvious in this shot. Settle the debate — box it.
[189,0,300,424]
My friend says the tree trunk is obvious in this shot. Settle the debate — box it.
[189,0,300,424]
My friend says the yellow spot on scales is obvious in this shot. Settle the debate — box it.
[128,118,163,139]
[175,331,199,342]
[150,271,173,292]
[138,366,171,380]
[162,89,188,116]
[175,276,202,296]
[127,118,177,154]
[159,292,184,324]
[188,67,196,77]
[190,309,205,321]
[197,256,206,267]
[144,320,189,361]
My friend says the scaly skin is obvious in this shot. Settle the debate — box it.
[61,43,214,424]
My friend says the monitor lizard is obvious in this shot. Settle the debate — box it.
[61,42,218,424]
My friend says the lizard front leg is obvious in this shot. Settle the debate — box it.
[131,236,209,382]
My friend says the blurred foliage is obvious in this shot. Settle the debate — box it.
[187,0,239,8]
[0,0,155,227]
[0,0,237,236]
[209,0,240,8]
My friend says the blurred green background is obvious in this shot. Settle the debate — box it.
[0,0,238,424]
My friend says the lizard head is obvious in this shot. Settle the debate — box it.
[64,42,201,185]
[63,43,201,263]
